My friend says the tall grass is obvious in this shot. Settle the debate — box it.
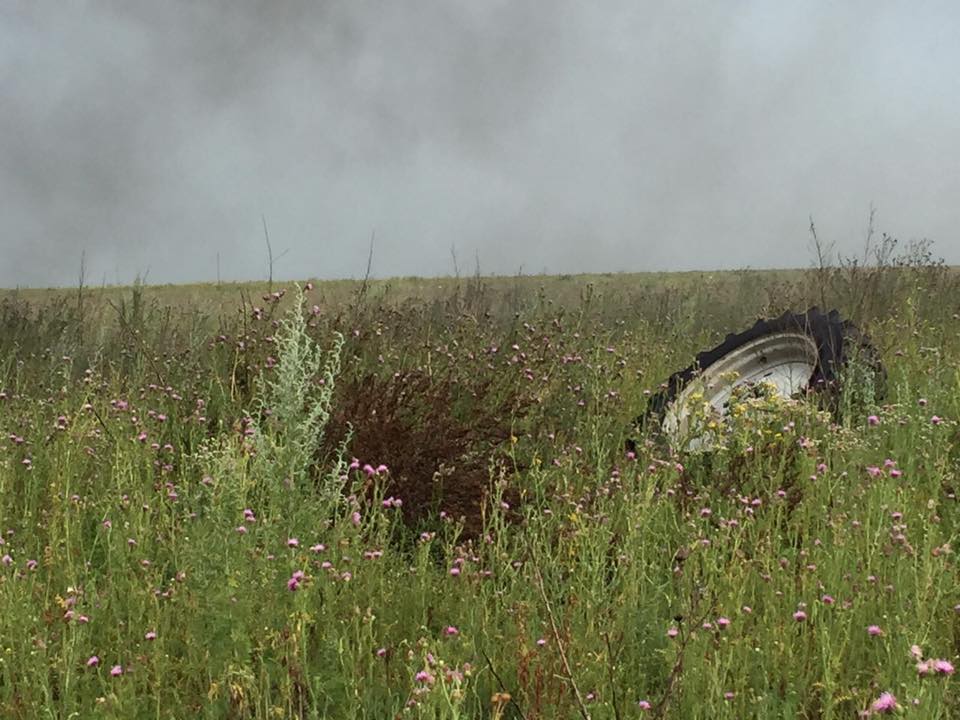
[0,267,957,718]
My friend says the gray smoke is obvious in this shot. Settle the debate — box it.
[3,1,959,287]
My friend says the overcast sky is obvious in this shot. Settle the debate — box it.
[3,1,959,287]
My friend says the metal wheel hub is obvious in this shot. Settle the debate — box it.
[663,332,819,443]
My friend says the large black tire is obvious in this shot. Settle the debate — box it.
[632,307,884,449]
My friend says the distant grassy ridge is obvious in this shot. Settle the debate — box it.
[6,264,956,322]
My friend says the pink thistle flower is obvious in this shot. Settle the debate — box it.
[351,511,361,526]
[310,543,325,553]
[638,700,651,710]
[287,538,299,547]
[144,631,157,641]
[444,625,459,636]
[933,659,955,676]
[448,566,460,577]
[536,638,547,646]
[667,627,679,638]
[866,625,882,636]
[793,610,807,622]
[870,692,897,713]
[867,415,879,426]
[375,647,387,657]
[723,691,735,700]
[414,670,434,684]
[931,415,942,425]
[0,554,11,566]
[717,616,731,629]
[821,594,834,605]
[86,655,99,667]
[110,665,123,677]
[287,570,305,591]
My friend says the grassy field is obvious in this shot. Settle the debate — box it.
[1,261,958,718]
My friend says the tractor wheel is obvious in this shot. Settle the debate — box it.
[635,307,883,450]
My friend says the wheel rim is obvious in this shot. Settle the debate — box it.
[662,332,819,447]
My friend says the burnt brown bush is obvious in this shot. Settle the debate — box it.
[321,368,529,536]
